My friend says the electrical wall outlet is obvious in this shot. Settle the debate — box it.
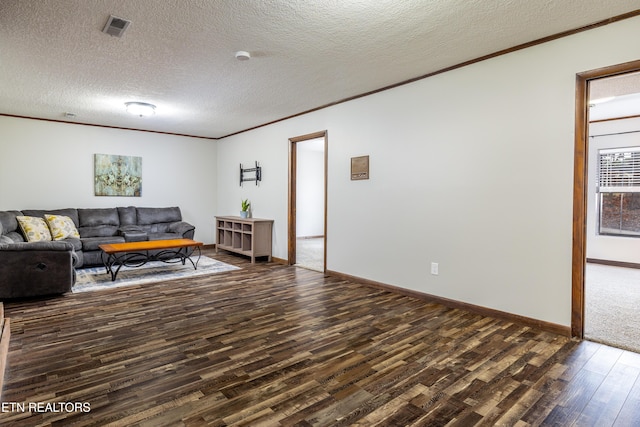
[431,262,439,275]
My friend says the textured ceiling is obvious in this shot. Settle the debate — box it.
[590,72,640,121]
[1,1,640,139]
[590,71,640,99]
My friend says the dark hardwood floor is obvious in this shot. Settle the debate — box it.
[2,249,640,426]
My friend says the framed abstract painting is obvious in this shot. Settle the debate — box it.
[94,154,142,197]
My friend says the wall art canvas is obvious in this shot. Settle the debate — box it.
[94,154,142,197]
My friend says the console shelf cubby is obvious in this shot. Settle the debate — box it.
[215,216,273,263]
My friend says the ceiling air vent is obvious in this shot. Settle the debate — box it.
[102,15,131,37]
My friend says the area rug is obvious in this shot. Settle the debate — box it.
[585,262,640,353]
[73,256,240,293]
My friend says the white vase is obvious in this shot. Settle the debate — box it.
[240,211,248,218]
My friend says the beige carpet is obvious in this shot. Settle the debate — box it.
[296,237,324,272]
[585,262,640,353]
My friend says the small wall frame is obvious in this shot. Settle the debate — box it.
[351,155,369,180]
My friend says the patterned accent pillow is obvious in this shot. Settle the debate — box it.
[45,214,80,240]
[16,216,52,242]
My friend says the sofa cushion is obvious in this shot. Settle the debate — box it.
[137,207,182,225]
[45,214,81,240]
[118,206,137,226]
[0,211,25,242]
[4,231,24,243]
[78,208,120,238]
[16,216,52,242]
[0,210,22,234]
[81,236,125,252]
[78,208,120,227]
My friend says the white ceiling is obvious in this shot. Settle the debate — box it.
[589,72,640,121]
[1,1,639,139]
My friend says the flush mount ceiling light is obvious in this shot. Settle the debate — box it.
[125,102,156,117]
[235,51,251,61]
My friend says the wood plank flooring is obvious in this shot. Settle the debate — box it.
[2,249,640,426]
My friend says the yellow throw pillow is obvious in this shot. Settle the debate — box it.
[16,216,52,242]
[45,214,80,240]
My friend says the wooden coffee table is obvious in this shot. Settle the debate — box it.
[99,238,203,281]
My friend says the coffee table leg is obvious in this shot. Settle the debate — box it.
[101,253,119,281]
[181,245,201,270]
[101,251,109,275]
[103,252,147,281]
[193,245,201,269]
[107,253,125,281]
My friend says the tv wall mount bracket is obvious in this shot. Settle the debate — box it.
[240,161,262,186]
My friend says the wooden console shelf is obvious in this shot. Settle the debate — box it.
[215,216,273,263]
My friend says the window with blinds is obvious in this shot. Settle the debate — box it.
[598,148,640,191]
[598,147,640,237]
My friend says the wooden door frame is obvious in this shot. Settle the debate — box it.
[572,59,640,338]
[288,130,328,271]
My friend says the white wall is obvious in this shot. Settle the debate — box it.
[587,117,640,263]
[3,16,639,328]
[217,16,640,327]
[296,142,325,237]
[0,116,218,244]
[216,126,289,252]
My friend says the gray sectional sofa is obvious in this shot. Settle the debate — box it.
[0,206,195,298]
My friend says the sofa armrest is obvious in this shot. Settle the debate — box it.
[0,241,74,251]
[168,221,195,239]
[118,225,144,233]
[117,226,148,242]
[70,250,79,267]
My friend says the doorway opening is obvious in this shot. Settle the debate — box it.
[288,131,327,273]
[582,70,640,352]
[572,60,640,341]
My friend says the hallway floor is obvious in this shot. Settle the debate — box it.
[296,237,324,272]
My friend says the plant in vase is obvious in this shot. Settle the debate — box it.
[240,199,251,218]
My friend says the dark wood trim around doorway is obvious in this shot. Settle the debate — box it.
[572,59,640,338]
[288,130,328,270]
